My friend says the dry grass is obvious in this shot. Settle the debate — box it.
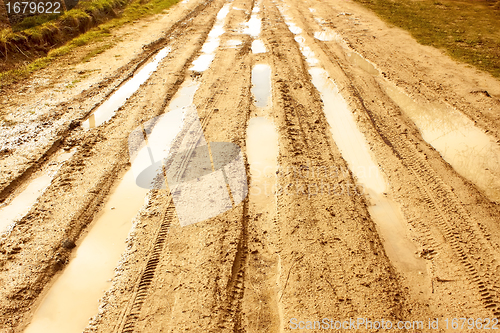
[354,0,500,78]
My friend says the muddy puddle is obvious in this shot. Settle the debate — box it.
[308,68,425,275]
[312,24,378,75]
[226,39,242,48]
[248,63,278,207]
[380,81,500,203]
[251,64,272,108]
[247,117,279,209]
[242,2,262,37]
[24,168,149,333]
[190,3,231,72]
[346,51,379,76]
[310,14,500,202]
[24,79,203,333]
[82,47,171,129]
[252,40,267,54]
[280,7,428,289]
[314,29,342,43]
[0,150,75,234]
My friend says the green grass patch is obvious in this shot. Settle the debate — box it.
[0,0,179,87]
[353,0,500,78]
[12,13,62,32]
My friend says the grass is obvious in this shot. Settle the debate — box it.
[12,14,62,32]
[0,0,179,87]
[353,0,500,78]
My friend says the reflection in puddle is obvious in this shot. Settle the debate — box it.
[311,15,378,76]
[280,6,427,286]
[346,51,379,75]
[247,117,279,208]
[190,3,231,72]
[24,169,149,333]
[24,81,202,333]
[309,67,426,280]
[0,150,75,234]
[243,12,262,37]
[251,40,267,54]
[314,29,343,43]
[0,174,52,234]
[283,15,302,34]
[380,81,500,202]
[251,64,272,108]
[82,47,171,129]
[226,39,242,48]
[294,36,319,67]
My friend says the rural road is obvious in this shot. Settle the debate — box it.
[1,0,500,331]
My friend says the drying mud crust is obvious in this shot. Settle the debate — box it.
[0,0,499,332]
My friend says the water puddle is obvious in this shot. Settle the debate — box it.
[251,64,272,108]
[247,117,279,208]
[314,29,343,43]
[311,15,378,76]
[0,150,75,234]
[283,15,302,35]
[346,51,379,76]
[82,47,171,129]
[23,79,203,333]
[279,6,427,287]
[294,36,319,67]
[380,81,500,202]
[0,174,52,234]
[251,39,267,54]
[190,3,231,72]
[310,65,426,280]
[243,12,262,37]
[226,39,242,48]
[24,169,149,333]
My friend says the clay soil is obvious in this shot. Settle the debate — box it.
[1,0,500,332]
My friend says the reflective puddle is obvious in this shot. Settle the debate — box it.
[243,12,262,37]
[24,168,149,333]
[309,64,426,279]
[0,150,75,234]
[280,6,427,284]
[251,64,272,108]
[252,40,267,54]
[226,39,242,48]
[312,10,500,202]
[314,29,343,44]
[24,81,200,333]
[0,174,52,234]
[346,51,379,76]
[380,81,500,202]
[247,117,279,209]
[283,15,302,35]
[82,47,171,129]
[190,3,231,72]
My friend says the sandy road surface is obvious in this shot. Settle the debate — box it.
[1,0,500,332]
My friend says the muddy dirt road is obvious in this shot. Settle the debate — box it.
[1,0,500,331]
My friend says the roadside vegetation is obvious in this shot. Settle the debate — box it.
[0,0,179,87]
[353,0,500,78]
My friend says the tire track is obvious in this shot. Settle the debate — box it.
[301,7,500,315]
[115,107,219,332]
[0,0,216,209]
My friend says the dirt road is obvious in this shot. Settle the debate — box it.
[1,0,500,332]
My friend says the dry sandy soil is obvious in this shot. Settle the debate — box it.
[1,0,500,332]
